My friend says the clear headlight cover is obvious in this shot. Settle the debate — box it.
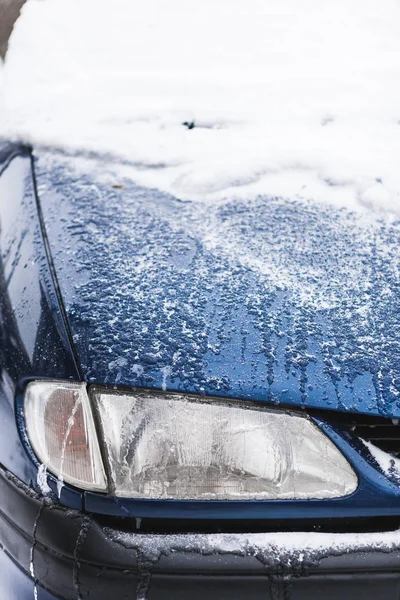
[92,388,358,500]
[24,381,107,492]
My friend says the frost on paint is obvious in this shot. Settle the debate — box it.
[34,152,400,419]
[1,0,400,213]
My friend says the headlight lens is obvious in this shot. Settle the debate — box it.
[24,381,107,492]
[24,382,357,500]
[92,388,357,500]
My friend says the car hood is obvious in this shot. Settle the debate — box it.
[35,151,400,418]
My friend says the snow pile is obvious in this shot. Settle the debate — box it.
[1,0,400,211]
[362,439,400,480]
[36,464,52,496]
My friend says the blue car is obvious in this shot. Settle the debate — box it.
[1,141,400,600]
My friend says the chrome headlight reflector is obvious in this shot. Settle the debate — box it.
[24,382,357,500]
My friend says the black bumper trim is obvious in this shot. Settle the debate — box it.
[2,465,400,599]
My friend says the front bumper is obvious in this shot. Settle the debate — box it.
[2,466,400,600]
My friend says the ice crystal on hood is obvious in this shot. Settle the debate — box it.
[34,151,400,417]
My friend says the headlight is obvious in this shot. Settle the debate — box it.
[24,381,357,500]
[24,381,107,492]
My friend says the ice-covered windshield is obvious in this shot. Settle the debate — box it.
[1,0,400,212]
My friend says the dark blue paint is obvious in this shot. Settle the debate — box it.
[34,150,400,419]
[0,145,80,493]
[1,142,400,524]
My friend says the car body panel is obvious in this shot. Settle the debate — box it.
[3,144,400,598]
[0,145,80,489]
[34,150,400,419]
[2,145,400,521]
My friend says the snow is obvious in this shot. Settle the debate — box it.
[105,527,400,598]
[36,464,52,496]
[108,528,400,562]
[1,0,400,212]
[362,439,400,480]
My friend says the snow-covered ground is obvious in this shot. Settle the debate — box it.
[1,0,400,212]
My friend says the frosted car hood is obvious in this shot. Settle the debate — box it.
[35,151,400,418]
